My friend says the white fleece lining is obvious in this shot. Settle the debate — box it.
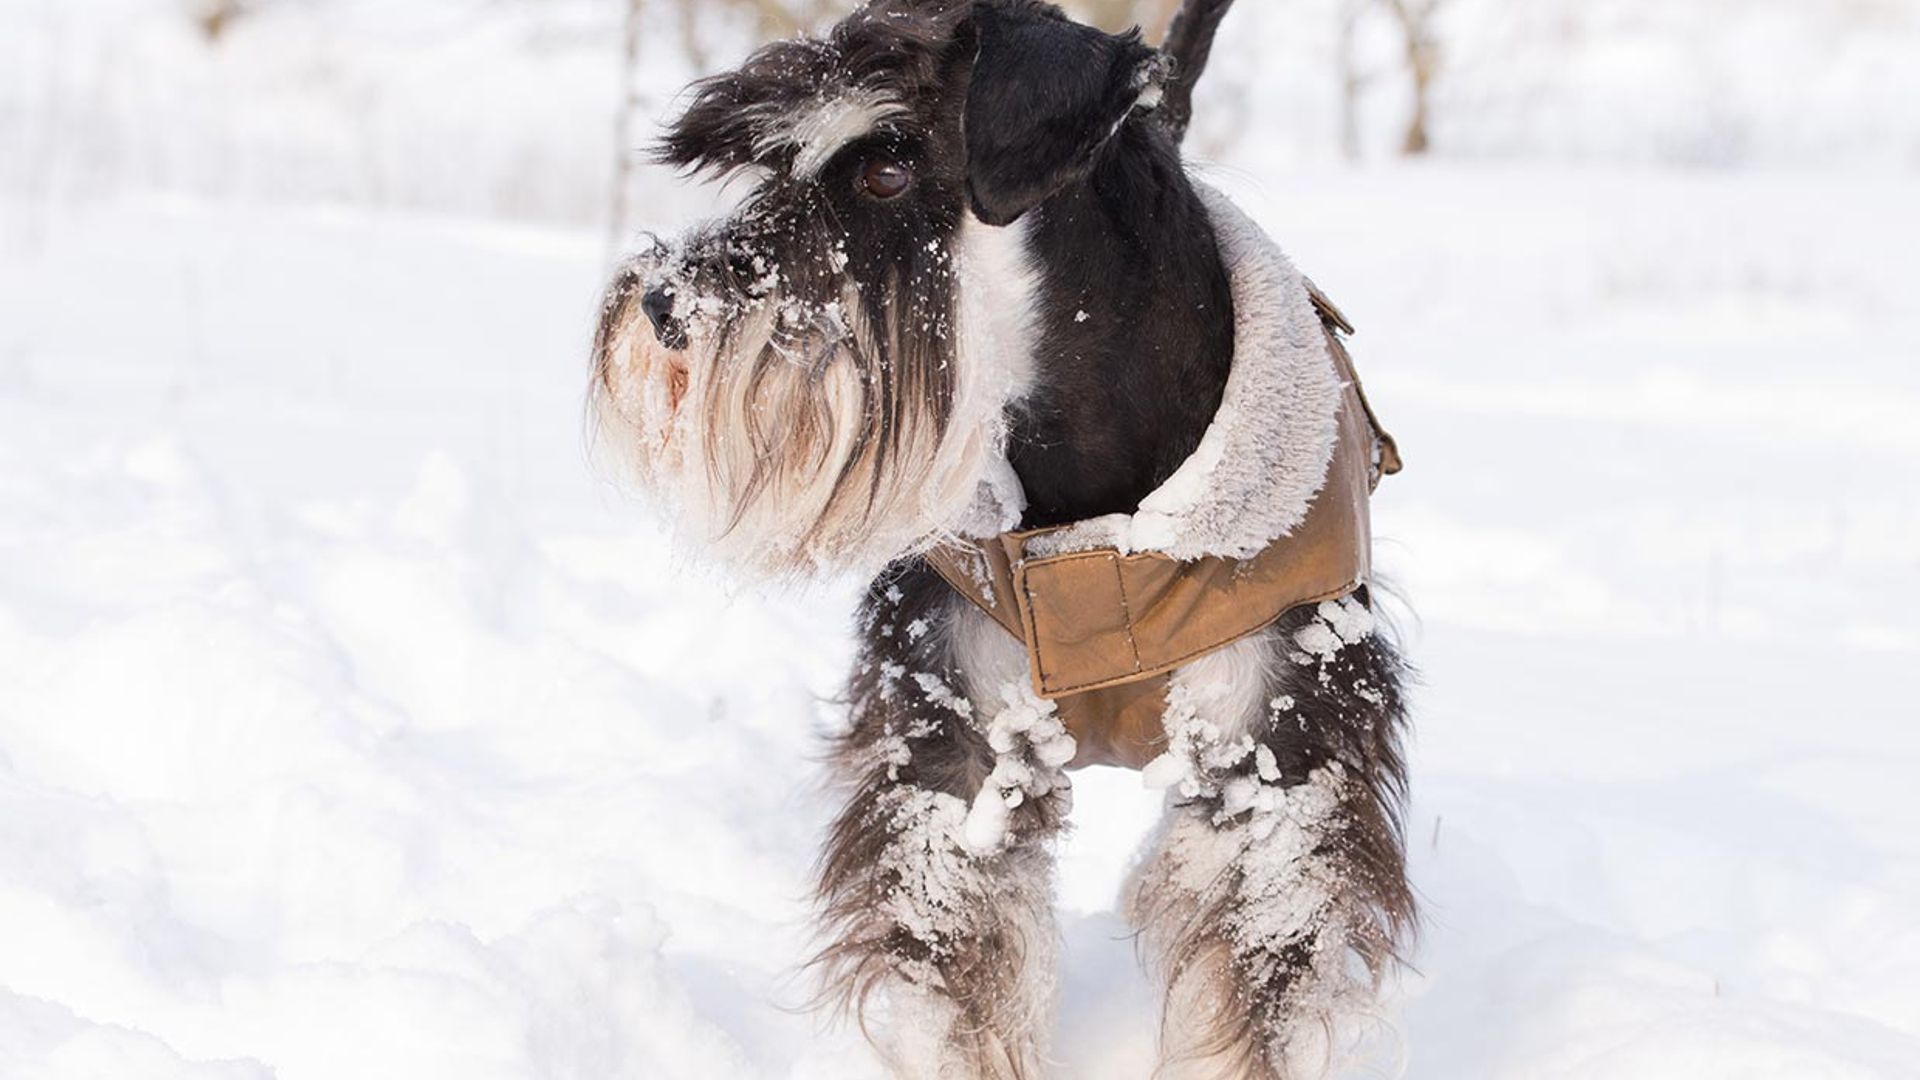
[1009,186,1346,561]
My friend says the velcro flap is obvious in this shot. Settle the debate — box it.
[1013,552,1142,695]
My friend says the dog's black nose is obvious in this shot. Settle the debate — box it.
[641,285,684,348]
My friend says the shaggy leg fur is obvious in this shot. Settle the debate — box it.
[815,562,1074,1079]
[1128,592,1414,1079]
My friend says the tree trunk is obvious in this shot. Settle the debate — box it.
[1072,0,1139,32]
[737,0,804,39]
[1338,0,1367,162]
[1401,61,1431,157]
[1140,0,1185,39]
[608,0,645,256]
[1385,0,1443,157]
[1401,21,1437,155]
[196,0,247,42]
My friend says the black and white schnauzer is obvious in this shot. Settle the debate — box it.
[590,1,1414,1076]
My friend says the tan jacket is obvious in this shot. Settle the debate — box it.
[927,288,1399,770]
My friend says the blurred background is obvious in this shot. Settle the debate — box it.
[2,2,1917,1078]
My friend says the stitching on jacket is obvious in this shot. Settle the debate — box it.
[1037,580,1362,696]
[1109,553,1144,675]
[933,546,1366,698]
[1014,560,1051,687]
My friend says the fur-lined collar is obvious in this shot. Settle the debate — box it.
[960,185,1346,560]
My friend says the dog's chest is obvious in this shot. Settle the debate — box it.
[929,367,1384,771]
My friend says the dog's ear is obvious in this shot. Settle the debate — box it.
[961,2,1169,226]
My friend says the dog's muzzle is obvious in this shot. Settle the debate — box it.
[596,258,694,460]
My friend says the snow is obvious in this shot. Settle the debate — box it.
[5,1,1920,1077]
[963,682,1075,855]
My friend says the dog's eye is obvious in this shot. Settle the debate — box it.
[860,157,912,200]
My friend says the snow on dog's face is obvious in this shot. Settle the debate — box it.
[591,0,1168,579]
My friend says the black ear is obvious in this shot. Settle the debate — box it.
[962,3,1169,226]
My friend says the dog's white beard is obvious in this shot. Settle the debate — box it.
[593,220,1034,579]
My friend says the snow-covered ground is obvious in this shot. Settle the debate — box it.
[5,1,1920,1076]
[5,160,1917,1078]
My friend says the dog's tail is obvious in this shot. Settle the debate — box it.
[1159,0,1238,144]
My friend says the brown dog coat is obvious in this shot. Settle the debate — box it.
[927,284,1399,770]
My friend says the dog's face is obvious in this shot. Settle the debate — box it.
[592,0,1167,578]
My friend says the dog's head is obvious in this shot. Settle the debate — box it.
[591,0,1170,579]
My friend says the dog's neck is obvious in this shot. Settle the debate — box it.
[1006,122,1236,530]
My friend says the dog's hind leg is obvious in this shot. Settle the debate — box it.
[1127,594,1415,1079]
[814,562,1072,1080]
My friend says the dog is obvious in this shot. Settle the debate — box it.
[589,2,1413,1076]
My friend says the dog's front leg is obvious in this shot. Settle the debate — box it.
[815,562,1073,1080]
[1128,597,1415,1079]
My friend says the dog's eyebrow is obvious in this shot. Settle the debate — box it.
[755,87,911,179]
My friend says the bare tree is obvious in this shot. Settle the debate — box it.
[1138,0,1184,36]
[192,0,248,42]
[1072,0,1137,31]
[1336,0,1371,162]
[609,0,646,254]
[734,0,805,39]
[709,0,853,43]
[1068,0,1184,34]
[1383,0,1448,155]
